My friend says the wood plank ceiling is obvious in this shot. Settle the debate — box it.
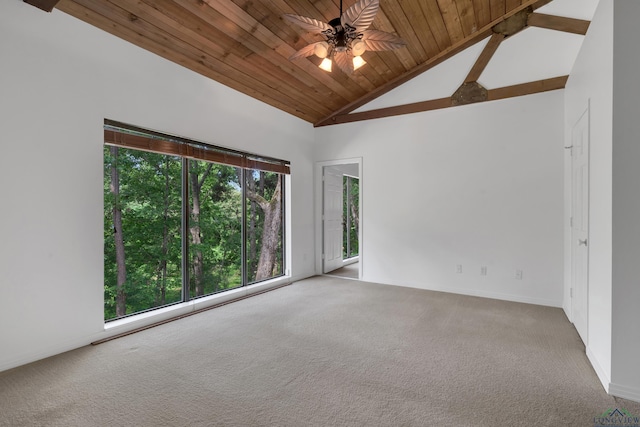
[32,0,589,126]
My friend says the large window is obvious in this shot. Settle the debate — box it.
[103,121,287,321]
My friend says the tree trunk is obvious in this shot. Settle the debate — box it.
[189,171,204,296]
[247,177,282,281]
[109,146,127,318]
[157,160,170,306]
[258,171,265,195]
[247,176,257,279]
[350,192,359,234]
[189,163,212,296]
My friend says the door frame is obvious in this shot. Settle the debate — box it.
[315,157,363,279]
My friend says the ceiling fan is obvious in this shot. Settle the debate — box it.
[284,0,406,74]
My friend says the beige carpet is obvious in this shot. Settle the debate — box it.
[1,276,638,426]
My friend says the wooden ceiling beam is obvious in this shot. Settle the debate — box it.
[527,13,590,35]
[318,97,453,125]
[314,0,551,127]
[487,75,568,100]
[464,33,504,83]
[317,75,568,127]
[24,0,60,12]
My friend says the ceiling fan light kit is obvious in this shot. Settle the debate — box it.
[319,57,333,72]
[352,55,367,70]
[284,0,405,75]
[314,42,330,59]
[351,40,366,57]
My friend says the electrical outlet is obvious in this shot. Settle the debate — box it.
[456,264,463,274]
[481,266,487,276]
[515,269,523,280]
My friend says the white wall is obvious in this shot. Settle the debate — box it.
[564,0,640,402]
[315,91,565,307]
[564,0,613,391]
[610,0,640,402]
[0,1,315,372]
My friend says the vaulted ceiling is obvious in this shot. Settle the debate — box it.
[28,0,594,126]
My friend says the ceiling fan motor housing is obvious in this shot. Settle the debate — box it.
[327,17,363,54]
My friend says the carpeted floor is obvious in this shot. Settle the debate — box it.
[1,276,638,426]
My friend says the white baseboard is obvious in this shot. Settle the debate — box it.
[373,279,563,308]
[609,383,640,403]
[562,302,572,322]
[0,336,95,373]
[586,346,611,393]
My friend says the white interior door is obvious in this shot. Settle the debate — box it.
[571,108,589,345]
[323,166,343,273]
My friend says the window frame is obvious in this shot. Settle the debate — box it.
[103,120,289,322]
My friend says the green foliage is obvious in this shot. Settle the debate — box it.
[343,176,359,259]
[104,146,283,321]
[104,147,182,320]
[188,160,242,298]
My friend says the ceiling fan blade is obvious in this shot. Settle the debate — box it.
[283,14,333,34]
[334,51,354,75]
[341,0,380,32]
[361,30,406,51]
[289,43,322,60]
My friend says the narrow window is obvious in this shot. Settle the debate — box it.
[104,147,183,320]
[187,161,243,299]
[343,175,359,259]
[246,169,284,283]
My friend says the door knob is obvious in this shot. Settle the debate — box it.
[578,239,588,246]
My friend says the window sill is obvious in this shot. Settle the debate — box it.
[100,275,292,342]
